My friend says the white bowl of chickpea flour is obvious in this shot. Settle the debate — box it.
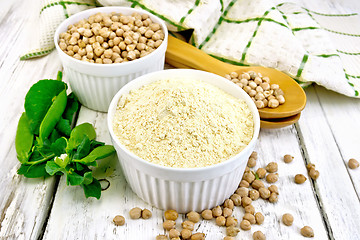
[107,69,260,213]
[54,7,168,112]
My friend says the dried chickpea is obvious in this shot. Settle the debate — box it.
[348,158,359,169]
[129,207,142,219]
[226,226,240,237]
[266,173,279,183]
[225,217,238,227]
[268,185,279,195]
[294,174,307,184]
[255,212,264,224]
[224,237,234,240]
[216,216,226,226]
[256,168,267,179]
[301,226,314,238]
[282,213,294,226]
[284,154,294,163]
[201,209,213,220]
[309,168,320,180]
[156,235,168,240]
[243,172,255,184]
[113,215,125,226]
[247,157,257,168]
[169,229,181,239]
[165,210,178,221]
[259,187,271,199]
[141,208,152,219]
[223,207,233,218]
[243,213,256,224]
[223,199,234,210]
[249,190,260,201]
[241,196,252,207]
[163,220,176,230]
[250,151,258,160]
[240,219,251,230]
[211,206,222,217]
[265,162,278,173]
[230,194,242,206]
[182,220,194,231]
[253,231,266,240]
[244,205,255,215]
[187,211,200,223]
[239,180,250,188]
[181,229,192,240]
[268,192,278,203]
[190,233,205,240]
[251,179,264,190]
[236,187,249,197]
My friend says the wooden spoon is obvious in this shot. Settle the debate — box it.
[165,36,306,119]
[260,113,301,129]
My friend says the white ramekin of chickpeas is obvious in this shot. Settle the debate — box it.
[54,7,168,112]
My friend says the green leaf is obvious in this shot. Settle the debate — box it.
[83,172,93,185]
[50,137,67,156]
[82,178,101,199]
[18,163,49,178]
[63,93,79,124]
[49,128,61,143]
[73,136,91,160]
[66,123,96,152]
[25,80,67,134]
[45,160,64,176]
[66,171,84,186]
[56,118,72,137]
[39,89,67,143]
[74,145,115,166]
[54,154,70,168]
[90,140,105,150]
[15,112,34,163]
[57,71,63,81]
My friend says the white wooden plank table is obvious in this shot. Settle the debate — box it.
[0,0,359,239]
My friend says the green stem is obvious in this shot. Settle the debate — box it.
[25,153,55,165]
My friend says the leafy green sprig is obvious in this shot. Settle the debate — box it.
[15,72,115,199]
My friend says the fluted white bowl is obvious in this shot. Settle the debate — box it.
[107,69,260,213]
[54,7,168,112]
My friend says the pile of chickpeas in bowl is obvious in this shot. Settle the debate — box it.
[58,11,165,64]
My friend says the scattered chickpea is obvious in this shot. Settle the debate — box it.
[249,189,260,200]
[256,168,267,179]
[300,226,314,238]
[187,211,200,223]
[169,229,181,239]
[165,210,178,221]
[230,194,242,206]
[156,235,168,240]
[259,187,271,199]
[243,213,256,224]
[294,174,307,184]
[226,226,240,237]
[141,209,152,219]
[266,173,279,183]
[223,207,233,218]
[236,187,249,197]
[113,215,125,226]
[247,157,257,168]
[244,205,255,215]
[243,172,256,184]
[282,213,294,226]
[240,219,251,230]
[181,229,192,240]
[225,217,238,227]
[212,206,222,217]
[309,168,320,180]
[348,158,359,169]
[241,196,252,207]
[268,192,278,203]
[182,220,195,231]
[201,209,213,220]
[265,162,278,173]
[253,231,266,240]
[163,220,176,230]
[215,216,226,226]
[268,185,279,195]
[129,207,142,219]
[223,199,234,210]
[239,180,250,188]
[284,154,294,163]
[255,212,264,225]
[252,179,265,190]
[190,233,205,240]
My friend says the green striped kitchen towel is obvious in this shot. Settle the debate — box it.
[21,0,360,97]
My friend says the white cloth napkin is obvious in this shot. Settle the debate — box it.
[22,0,360,98]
